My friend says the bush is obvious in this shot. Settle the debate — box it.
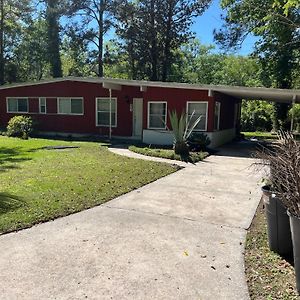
[188,132,211,151]
[7,116,34,139]
[241,100,273,132]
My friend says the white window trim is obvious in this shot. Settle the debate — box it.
[186,101,208,132]
[214,101,221,131]
[147,101,167,130]
[6,97,29,113]
[39,97,47,114]
[95,97,118,128]
[57,97,84,115]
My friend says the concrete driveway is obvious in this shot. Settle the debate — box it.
[0,142,262,300]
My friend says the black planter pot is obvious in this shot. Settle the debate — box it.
[289,213,300,294]
[262,186,293,257]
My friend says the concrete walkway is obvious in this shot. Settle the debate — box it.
[0,143,262,300]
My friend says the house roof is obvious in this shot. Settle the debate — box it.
[0,76,299,103]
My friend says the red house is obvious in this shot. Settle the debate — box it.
[0,77,243,147]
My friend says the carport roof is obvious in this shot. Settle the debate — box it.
[0,76,299,103]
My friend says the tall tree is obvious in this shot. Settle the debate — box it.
[67,0,116,77]
[115,0,212,82]
[45,0,62,78]
[0,0,31,84]
[15,18,50,81]
[214,0,300,130]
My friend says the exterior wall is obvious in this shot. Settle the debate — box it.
[143,130,174,145]
[0,81,142,136]
[142,87,214,132]
[213,91,240,130]
[143,91,240,148]
[206,128,236,148]
[0,79,240,148]
[143,128,236,148]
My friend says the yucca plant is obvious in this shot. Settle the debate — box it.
[169,110,202,157]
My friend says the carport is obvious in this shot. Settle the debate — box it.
[208,85,300,131]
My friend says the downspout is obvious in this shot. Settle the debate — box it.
[109,88,112,140]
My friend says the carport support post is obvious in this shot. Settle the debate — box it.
[291,95,296,132]
[109,88,112,140]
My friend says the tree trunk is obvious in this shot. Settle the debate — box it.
[162,2,172,82]
[98,0,104,77]
[0,0,4,85]
[149,0,158,81]
[46,0,62,78]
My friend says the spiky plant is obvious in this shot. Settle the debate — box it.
[169,110,202,157]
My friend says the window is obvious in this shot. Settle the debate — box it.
[187,102,208,131]
[96,98,117,127]
[148,102,167,129]
[214,102,221,131]
[7,98,28,113]
[58,98,83,115]
[39,98,47,114]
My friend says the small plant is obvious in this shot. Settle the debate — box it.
[188,132,211,151]
[169,110,202,157]
[7,115,34,139]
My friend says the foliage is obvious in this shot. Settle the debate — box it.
[114,0,212,81]
[169,110,201,156]
[45,0,63,78]
[129,145,208,163]
[66,0,116,77]
[0,136,177,233]
[0,0,32,84]
[288,104,300,132]
[14,18,51,81]
[61,31,94,77]
[215,0,300,130]
[188,132,211,151]
[241,100,274,132]
[169,39,263,87]
[257,132,300,217]
[6,115,34,139]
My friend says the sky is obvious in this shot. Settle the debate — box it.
[192,0,258,55]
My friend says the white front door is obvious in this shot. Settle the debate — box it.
[133,98,143,137]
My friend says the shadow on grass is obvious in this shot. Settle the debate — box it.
[0,192,25,214]
[0,147,33,172]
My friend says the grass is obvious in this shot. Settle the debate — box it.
[245,201,299,299]
[0,136,178,234]
[128,145,209,163]
[242,132,278,140]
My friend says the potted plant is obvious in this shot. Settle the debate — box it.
[259,132,300,293]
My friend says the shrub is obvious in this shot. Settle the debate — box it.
[188,132,211,151]
[7,116,34,139]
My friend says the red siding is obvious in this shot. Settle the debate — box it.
[0,81,142,136]
[143,87,214,132]
[0,80,238,137]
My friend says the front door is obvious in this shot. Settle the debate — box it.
[133,98,143,137]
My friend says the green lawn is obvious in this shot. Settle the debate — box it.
[242,131,278,140]
[129,145,209,163]
[0,136,178,234]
